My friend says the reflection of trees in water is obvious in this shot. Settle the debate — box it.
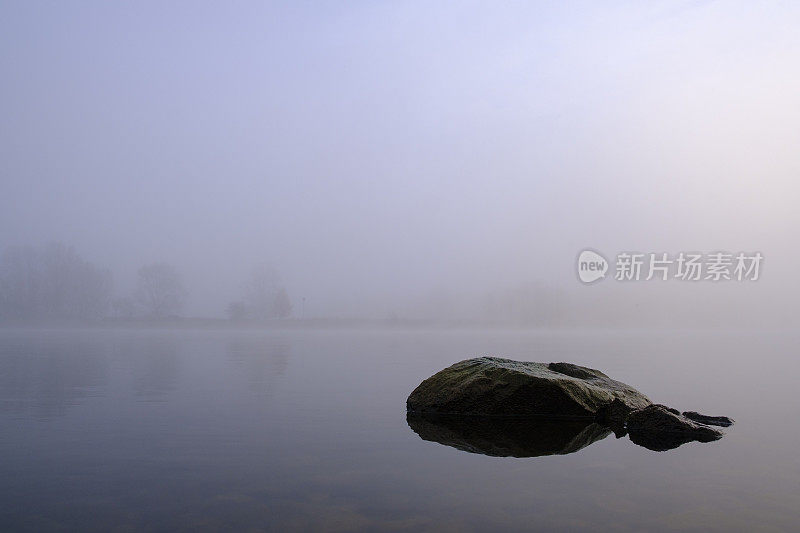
[117,336,179,400]
[0,335,108,418]
[226,339,290,397]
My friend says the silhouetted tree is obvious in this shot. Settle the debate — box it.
[226,301,248,321]
[0,243,112,320]
[245,263,277,319]
[0,245,40,319]
[273,287,292,318]
[135,262,186,318]
[242,263,292,319]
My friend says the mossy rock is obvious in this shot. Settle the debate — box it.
[407,357,651,419]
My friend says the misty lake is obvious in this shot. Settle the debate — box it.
[1,327,798,532]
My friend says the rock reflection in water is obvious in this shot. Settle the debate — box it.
[407,412,727,456]
[407,414,612,458]
[627,427,722,452]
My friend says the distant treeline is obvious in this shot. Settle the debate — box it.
[0,243,781,327]
[0,243,293,323]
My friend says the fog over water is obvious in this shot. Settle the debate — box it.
[1,1,798,323]
[3,4,800,532]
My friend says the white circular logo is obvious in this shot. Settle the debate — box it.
[577,250,608,283]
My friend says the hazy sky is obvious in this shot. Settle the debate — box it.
[2,1,799,317]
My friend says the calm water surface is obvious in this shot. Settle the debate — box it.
[0,327,798,532]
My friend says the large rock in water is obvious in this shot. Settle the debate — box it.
[406,357,651,419]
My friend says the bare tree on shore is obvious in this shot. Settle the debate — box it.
[135,262,187,318]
